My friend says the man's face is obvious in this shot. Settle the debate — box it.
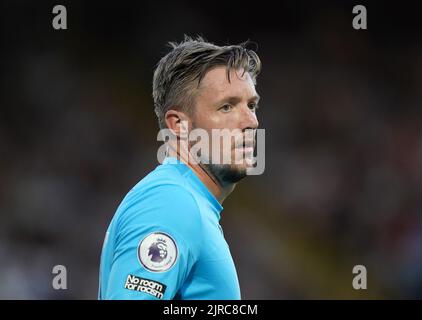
[189,66,260,186]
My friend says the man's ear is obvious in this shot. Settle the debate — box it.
[164,109,190,137]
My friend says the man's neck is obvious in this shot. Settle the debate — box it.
[167,148,235,204]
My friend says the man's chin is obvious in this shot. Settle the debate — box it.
[205,163,248,186]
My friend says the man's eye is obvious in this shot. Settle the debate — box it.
[248,103,259,112]
[220,104,233,112]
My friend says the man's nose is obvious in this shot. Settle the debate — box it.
[240,104,259,130]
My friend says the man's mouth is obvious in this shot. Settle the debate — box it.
[234,140,255,155]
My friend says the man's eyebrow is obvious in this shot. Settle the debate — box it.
[215,94,261,106]
[250,94,260,103]
[215,96,242,106]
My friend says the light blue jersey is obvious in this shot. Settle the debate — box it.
[98,157,241,299]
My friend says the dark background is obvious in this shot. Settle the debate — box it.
[1,0,422,299]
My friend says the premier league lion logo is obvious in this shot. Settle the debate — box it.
[139,232,178,272]
[148,238,168,263]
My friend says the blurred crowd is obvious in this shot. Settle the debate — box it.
[1,1,421,298]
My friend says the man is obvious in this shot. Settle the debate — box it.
[99,36,261,299]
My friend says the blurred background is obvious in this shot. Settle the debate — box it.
[1,0,422,299]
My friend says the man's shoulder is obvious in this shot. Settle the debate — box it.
[131,161,192,198]
[117,162,201,222]
[113,163,204,250]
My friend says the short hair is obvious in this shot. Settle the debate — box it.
[152,36,261,129]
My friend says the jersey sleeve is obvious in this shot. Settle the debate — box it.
[102,184,203,300]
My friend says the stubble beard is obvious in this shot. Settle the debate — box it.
[189,122,249,187]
